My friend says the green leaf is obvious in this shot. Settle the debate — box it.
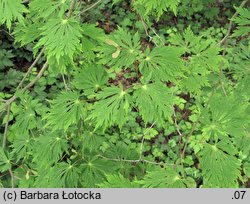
[133,82,175,124]
[11,133,31,162]
[45,91,85,131]
[97,28,141,71]
[243,162,250,178]
[53,162,81,187]
[14,22,43,46]
[29,0,69,19]
[10,93,45,134]
[34,166,61,188]
[88,86,131,130]
[139,166,189,188]
[0,49,14,69]
[170,27,222,71]
[139,46,184,82]
[33,133,68,166]
[230,44,250,81]
[199,142,241,187]
[0,147,11,172]
[133,0,180,19]
[80,155,116,187]
[35,17,82,62]
[73,64,108,94]
[0,0,27,29]
[201,95,248,141]
[81,131,105,152]
[232,7,250,37]
[105,141,139,161]
[144,128,158,140]
[169,27,222,93]
[98,174,140,188]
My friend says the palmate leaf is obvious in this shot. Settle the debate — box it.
[104,142,139,177]
[29,0,69,19]
[97,28,141,71]
[88,86,131,130]
[181,74,209,94]
[233,123,250,156]
[81,131,105,152]
[33,133,68,166]
[0,49,14,69]
[105,141,140,161]
[232,7,250,37]
[10,92,46,134]
[169,27,222,72]
[14,0,69,46]
[53,162,81,188]
[169,27,222,93]
[139,166,196,188]
[139,46,184,82]
[11,133,31,162]
[34,165,63,188]
[73,64,108,94]
[199,142,241,187]
[230,44,250,81]
[201,95,248,140]
[133,82,175,124]
[80,154,116,187]
[14,22,43,46]
[133,0,180,19]
[0,0,27,29]
[229,44,250,101]
[34,162,80,188]
[80,24,105,60]
[98,174,140,188]
[0,147,11,172]
[45,91,85,131]
[35,17,82,62]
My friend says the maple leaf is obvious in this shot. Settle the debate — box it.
[87,86,132,130]
[139,166,196,188]
[139,46,184,82]
[45,91,85,131]
[97,28,141,71]
[199,142,241,187]
[0,0,27,29]
[35,17,82,62]
[133,82,175,124]
[73,64,108,94]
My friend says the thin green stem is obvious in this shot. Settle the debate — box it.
[67,0,78,18]
[218,0,249,46]
[2,104,11,148]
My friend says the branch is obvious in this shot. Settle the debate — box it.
[78,0,102,16]
[62,74,70,91]
[23,61,49,90]
[218,0,249,46]
[98,155,174,166]
[67,0,78,18]
[139,15,164,46]
[8,169,14,188]
[0,62,49,112]
[138,121,156,161]
[172,106,183,138]
[2,104,11,148]
[17,47,45,90]
[140,15,153,41]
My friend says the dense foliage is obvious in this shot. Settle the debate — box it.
[0,0,249,188]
